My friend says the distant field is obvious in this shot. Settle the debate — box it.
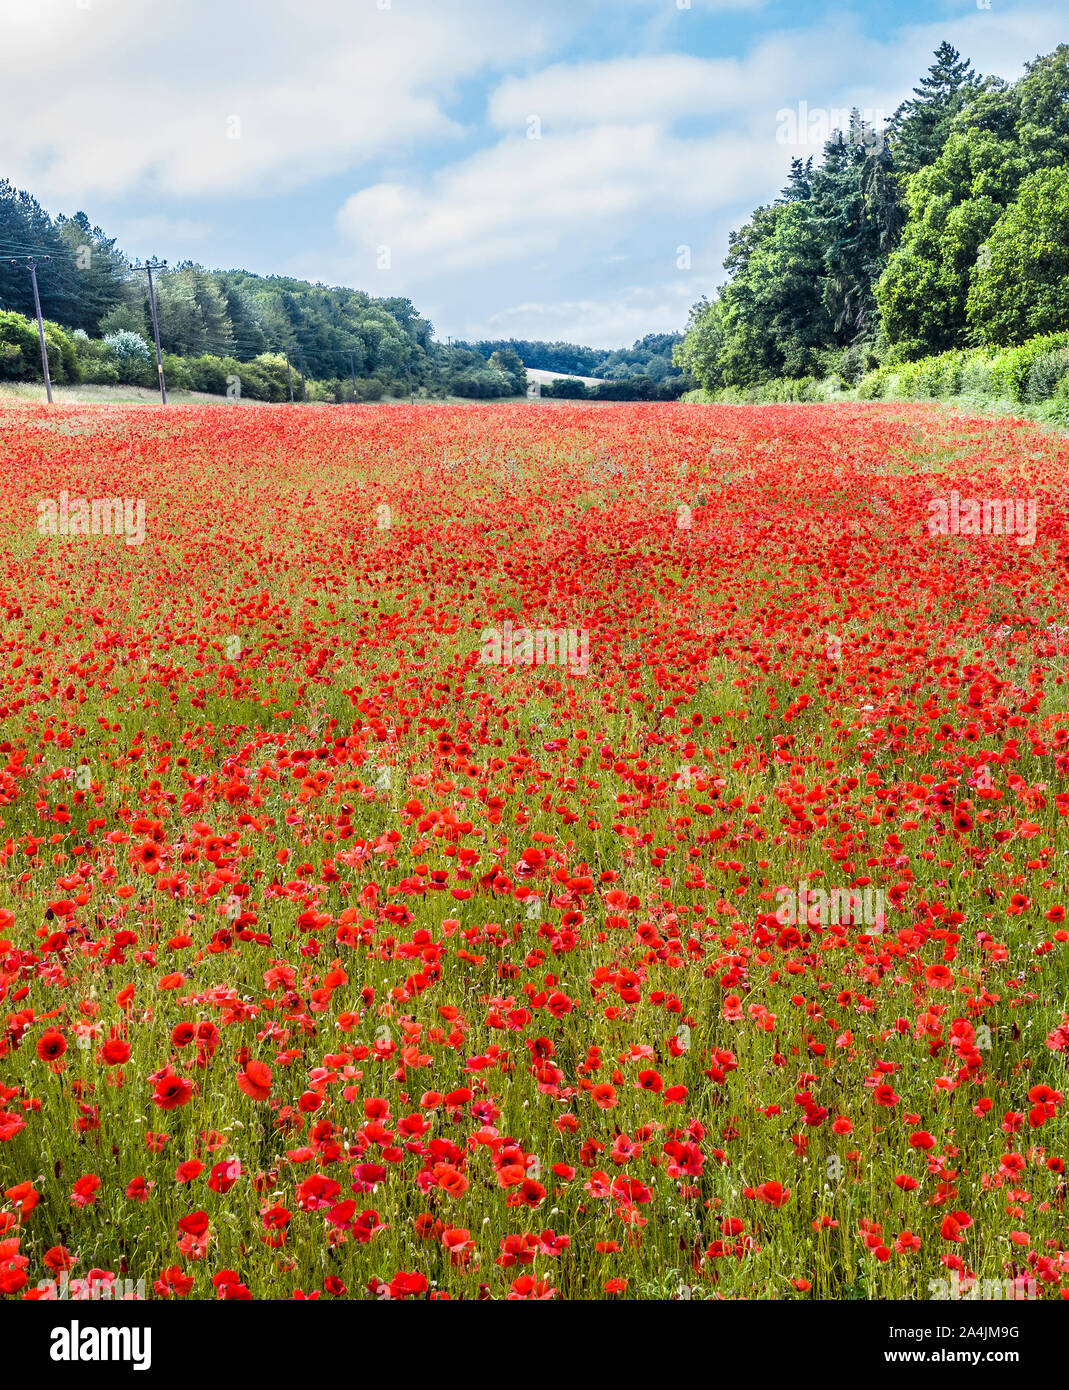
[525,367,607,388]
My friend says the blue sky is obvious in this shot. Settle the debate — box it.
[1,0,1065,347]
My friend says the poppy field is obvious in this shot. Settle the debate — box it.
[2,398,1069,1303]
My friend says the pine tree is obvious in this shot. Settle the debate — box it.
[55,212,127,334]
[779,157,815,203]
[0,180,79,323]
[887,42,980,176]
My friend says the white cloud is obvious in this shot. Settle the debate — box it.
[488,55,754,130]
[478,281,701,348]
[115,216,210,247]
[337,123,782,276]
[0,0,553,200]
[487,10,1069,148]
[333,6,1069,341]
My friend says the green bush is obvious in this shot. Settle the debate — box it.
[690,374,841,405]
[43,321,80,383]
[855,333,1069,407]
[103,330,155,386]
[0,310,40,380]
[81,358,120,386]
[355,377,383,402]
[244,353,293,402]
[0,310,81,383]
[958,354,998,397]
[162,353,192,392]
[835,340,882,385]
[70,329,121,386]
[1025,348,1069,402]
[856,365,892,399]
[186,355,229,395]
[219,357,260,400]
[988,333,1069,402]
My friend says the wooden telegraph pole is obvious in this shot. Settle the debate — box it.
[130,259,168,403]
[10,256,53,404]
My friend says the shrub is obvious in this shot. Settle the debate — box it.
[251,354,292,402]
[987,333,1069,403]
[43,322,81,383]
[0,311,81,383]
[355,377,383,402]
[836,340,881,385]
[541,378,589,399]
[0,311,42,381]
[104,330,155,386]
[186,355,229,396]
[162,353,193,392]
[856,366,892,400]
[1025,347,1069,402]
[959,354,998,397]
[80,358,120,386]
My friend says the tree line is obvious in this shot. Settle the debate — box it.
[459,333,690,387]
[0,184,689,401]
[0,195,450,396]
[676,43,1069,392]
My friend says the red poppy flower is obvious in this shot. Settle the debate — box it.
[152,1072,193,1110]
[237,1060,273,1101]
[36,1030,66,1063]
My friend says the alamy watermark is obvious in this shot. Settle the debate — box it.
[37,491,145,546]
[50,1320,151,1371]
[929,1272,1036,1301]
[927,492,1036,548]
[776,102,886,150]
[479,620,589,676]
[38,1273,146,1301]
[775,882,885,931]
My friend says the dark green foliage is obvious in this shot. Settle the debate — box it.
[885,42,980,177]
[461,339,604,376]
[436,346,513,398]
[539,374,690,401]
[679,42,1069,390]
[0,310,81,383]
[487,347,528,395]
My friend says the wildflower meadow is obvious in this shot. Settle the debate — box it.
[1,398,1067,1310]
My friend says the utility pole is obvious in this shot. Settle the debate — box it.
[131,259,168,403]
[297,348,307,402]
[10,256,53,403]
[285,352,294,403]
[348,350,358,401]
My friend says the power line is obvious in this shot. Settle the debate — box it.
[0,240,74,258]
